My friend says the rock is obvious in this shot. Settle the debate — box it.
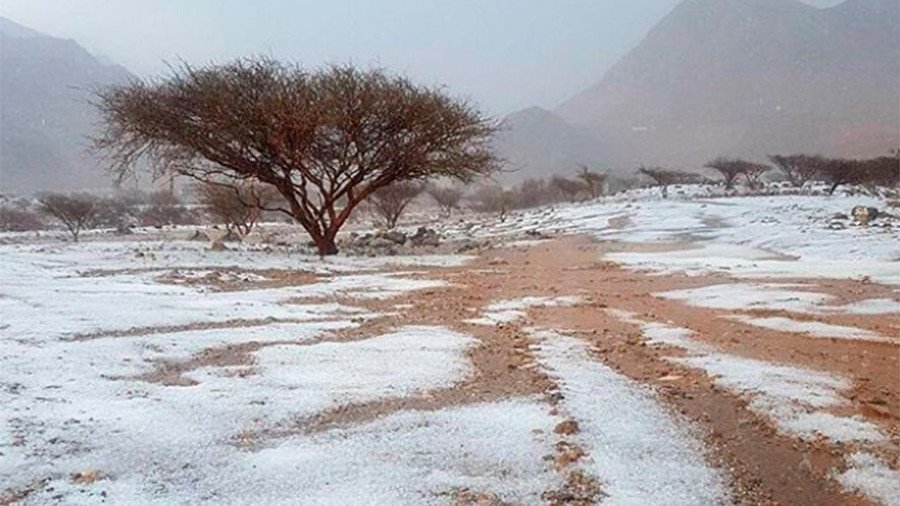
[70,470,102,484]
[381,230,407,245]
[114,225,133,235]
[209,240,227,251]
[831,212,849,221]
[554,420,580,435]
[851,206,880,226]
[409,227,440,247]
[367,237,395,249]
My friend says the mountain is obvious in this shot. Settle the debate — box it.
[492,107,608,181]
[553,0,900,169]
[0,17,133,194]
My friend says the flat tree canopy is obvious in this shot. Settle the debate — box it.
[95,58,498,254]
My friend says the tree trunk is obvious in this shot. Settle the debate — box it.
[313,234,339,256]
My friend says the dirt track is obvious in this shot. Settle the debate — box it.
[250,235,899,504]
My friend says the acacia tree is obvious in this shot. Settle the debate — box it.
[38,193,99,242]
[369,181,424,229]
[95,59,498,255]
[859,156,900,189]
[637,167,698,198]
[576,166,607,198]
[427,184,464,217]
[768,154,823,187]
[741,162,770,190]
[820,158,861,195]
[195,180,277,237]
[704,157,747,190]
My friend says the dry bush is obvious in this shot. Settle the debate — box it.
[96,58,498,255]
[768,154,823,187]
[0,205,44,232]
[369,181,425,229]
[512,178,556,209]
[195,181,277,237]
[551,176,586,202]
[427,185,464,217]
[37,193,99,241]
[139,191,194,227]
[576,166,607,198]
[468,184,514,221]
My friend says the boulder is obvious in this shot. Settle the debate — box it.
[851,206,880,226]
[382,230,408,245]
[409,227,440,247]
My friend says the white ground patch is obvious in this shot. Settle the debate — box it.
[439,191,899,285]
[657,283,834,313]
[605,310,895,502]
[833,298,900,315]
[728,316,893,344]
[837,453,900,506]
[609,309,887,444]
[529,328,730,505]
[0,242,451,341]
[465,296,583,325]
[1,326,477,504]
[657,283,900,317]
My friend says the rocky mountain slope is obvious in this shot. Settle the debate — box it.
[555,0,900,169]
[0,17,132,194]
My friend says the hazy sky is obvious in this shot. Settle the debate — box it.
[0,0,844,115]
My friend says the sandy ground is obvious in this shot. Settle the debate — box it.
[2,231,898,504]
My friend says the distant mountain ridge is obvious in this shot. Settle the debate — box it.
[492,107,607,182]
[554,0,900,169]
[1,17,133,194]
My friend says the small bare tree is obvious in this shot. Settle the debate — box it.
[741,162,771,190]
[859,156,900,189]
[369,181,425,229]
[820,158,861,195]
[140,191,193,227]
[768,154,823,187]
[576,166,607,198]
[638,167,698,198]
[427,185,464,217]
[95,59,498,255]
[38,193,99,242]
[195,180,277,237]
[551,176,585,202]
[514,178,555,209]
[469,184,512,221]
[704,157,747,190]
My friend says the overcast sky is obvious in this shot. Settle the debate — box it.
[0,0,844,115]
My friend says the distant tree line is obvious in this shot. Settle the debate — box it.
[636,152,899,198]
[0,190,203,240]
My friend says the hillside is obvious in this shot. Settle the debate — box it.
[0,17,132,194]
[492,107,608,181]
[553,0,900,169]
